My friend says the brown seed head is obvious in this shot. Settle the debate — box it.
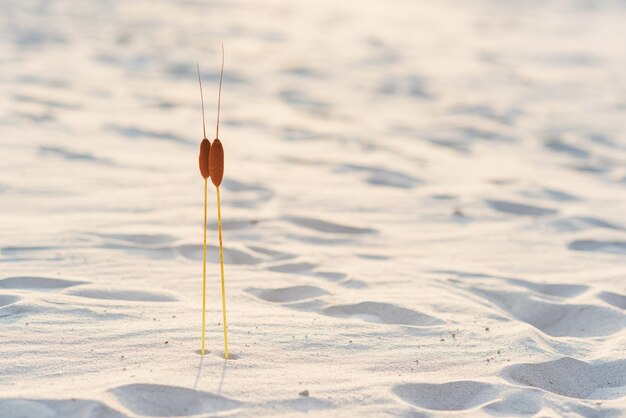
[199,138,211,178]
[209,138,224,187]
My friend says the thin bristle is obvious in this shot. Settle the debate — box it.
[197,62,206,139]
[216,44,224,139]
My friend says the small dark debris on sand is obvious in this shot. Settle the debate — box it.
[299,389,309,397]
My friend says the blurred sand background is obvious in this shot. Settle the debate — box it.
[1,0,626,416]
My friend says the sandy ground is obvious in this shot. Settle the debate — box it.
[1,0,626,416]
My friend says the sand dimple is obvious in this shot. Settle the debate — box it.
[0,276,87,291]
[286,216,377,234]
[501,357,626,399]
[246,285,328,303]
[108,384,241,416]
[322,302,443,326]
[472,288,624,337]
[485,199,558,216]
[568,240,626,254]
[0,398,126,418]
[68,288,177,302]
[393,381,497,411]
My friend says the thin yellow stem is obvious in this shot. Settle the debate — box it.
[201,178,207,355]
[216,186,228,360]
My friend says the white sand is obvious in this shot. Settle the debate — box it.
[1,0,626,416]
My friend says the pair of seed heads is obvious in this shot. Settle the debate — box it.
[197,46,228,359]
[197,52,224,186]
[199,136,224,186]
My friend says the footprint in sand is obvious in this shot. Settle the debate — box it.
[286,233,355,246]
[68,288,177,302]
[267,261,317,274]
[222,178,272,194]
[95,233,181,260]
[433,270,588,298]
[501,357,626,399]
[101,244,177,260]
[265,263,367,289]
[102,237,264,265]
[247,245,296,261]
[393,381,498,411]
[432,269,509,280]
[0,398,126,418]
[108,384,241,416]
[263,396,335,413]
[313,271,346,281]
[177,244,262,265]
[97,233,178,260]
[247,287,437,327]
[481,392,541,416]
[221,178,274,208]
[0,295,21,308]
[322,302,444,327]
[505,278,588,298]
[598,291,626,310]
[334,163,421,189]
[450,102,521,125]
[548,216,622,232]
[96,233,177,246]
[246,285,328,303]
[279,89,329,114]
[106,124,191,145]
[285,216,377,234]
[14,94,80,110]
[471,288,624,338]
[568,240,626,255]
[39,145,112,165]
[207,218,261,231]
[0,246,61,262]
[485,199,558,217]
[0,276,87,291]
[313,272,367,289]
[545,138,589,159]
[519,187,579,202]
